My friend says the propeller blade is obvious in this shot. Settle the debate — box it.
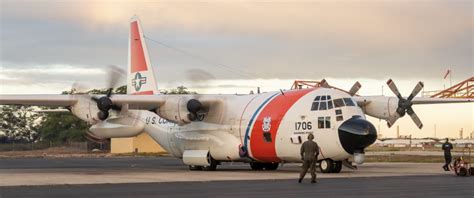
[348,81,362,96]
[320,79,330,88]
[106,88,113,97]
[407,81,424,101]
[106,65,126,89]
[386,114,399,128]
[386,79,403,100]
[407,107,423,129]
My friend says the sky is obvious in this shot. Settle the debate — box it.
[0,0,473,138]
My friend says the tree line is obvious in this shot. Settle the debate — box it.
[0,86,195,144]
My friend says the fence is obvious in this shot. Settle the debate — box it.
[0,141,110,152]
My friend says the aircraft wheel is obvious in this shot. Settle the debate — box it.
[459,167,468,177]
[202,157,218,171]
[332,161,342,173]
[189,165,202,171]
[250,162,264,170]
[319,159,334,173]
[264,163,279,170]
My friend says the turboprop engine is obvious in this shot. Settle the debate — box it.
[88,116,145,139]
[157,98,206,125]
[360,79,425,129]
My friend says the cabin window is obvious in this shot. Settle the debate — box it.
[318,117,324,128]
[318,117,331,129]
[325,116,331,128]
[335,109,342,115]
[336,115,343,121]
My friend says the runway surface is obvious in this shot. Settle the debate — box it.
[1,157,473,197]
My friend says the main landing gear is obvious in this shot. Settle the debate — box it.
[188,156,219,171]
[319,159,342,173]
[250,162,279,170]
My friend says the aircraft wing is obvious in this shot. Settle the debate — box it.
[1,94,224,125]
[410,97,474,105]
[354,96,473,106]
[0,94,77,106]
[0,94,166,110]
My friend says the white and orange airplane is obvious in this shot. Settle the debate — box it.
[1,17,472,173]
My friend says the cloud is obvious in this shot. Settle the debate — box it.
[3,1,471,47]
[1,1,472,82]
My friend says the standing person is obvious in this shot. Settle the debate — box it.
[299,133,319,183]
[442,138,453,171]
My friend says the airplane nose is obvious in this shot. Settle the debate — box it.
[338,116,377,154]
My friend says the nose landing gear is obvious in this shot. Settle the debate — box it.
[319,159,342,173]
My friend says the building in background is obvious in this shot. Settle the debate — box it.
[111,133,166,154]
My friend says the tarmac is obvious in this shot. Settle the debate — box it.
[0,157,473,197]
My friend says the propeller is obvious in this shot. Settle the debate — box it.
[71,65,126,121]
[92,65,125,120]
[348,81,361,96]
[386,79,424,129]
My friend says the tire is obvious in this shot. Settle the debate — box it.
[202,156,218,171]
[250,162,264,170]
[319,159,334,173]
[332,161,342,173]
[459,167,468,177]
[188,165,202,171]
[264,163,279,170]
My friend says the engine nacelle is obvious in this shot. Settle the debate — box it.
[361,96,399,121]
[70,97,101,125]
[89,116,145,139]
[157,98,195,125]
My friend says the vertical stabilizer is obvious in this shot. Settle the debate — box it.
[127,16,159,95]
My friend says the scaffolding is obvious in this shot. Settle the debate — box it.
[423,77,474,98]
[292,77,474,99]
[290,80,354,95]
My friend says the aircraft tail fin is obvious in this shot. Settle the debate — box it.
[127,16,159,95]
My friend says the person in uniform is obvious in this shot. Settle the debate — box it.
[442,138,453,171]
[299,133,319,183]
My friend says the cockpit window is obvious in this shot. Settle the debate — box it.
[311,102,319,111]
[343,98,355,106]
[311,95,335,111]
[319,101,327,110]
[333,99,344,108]
[327,100,333,109]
